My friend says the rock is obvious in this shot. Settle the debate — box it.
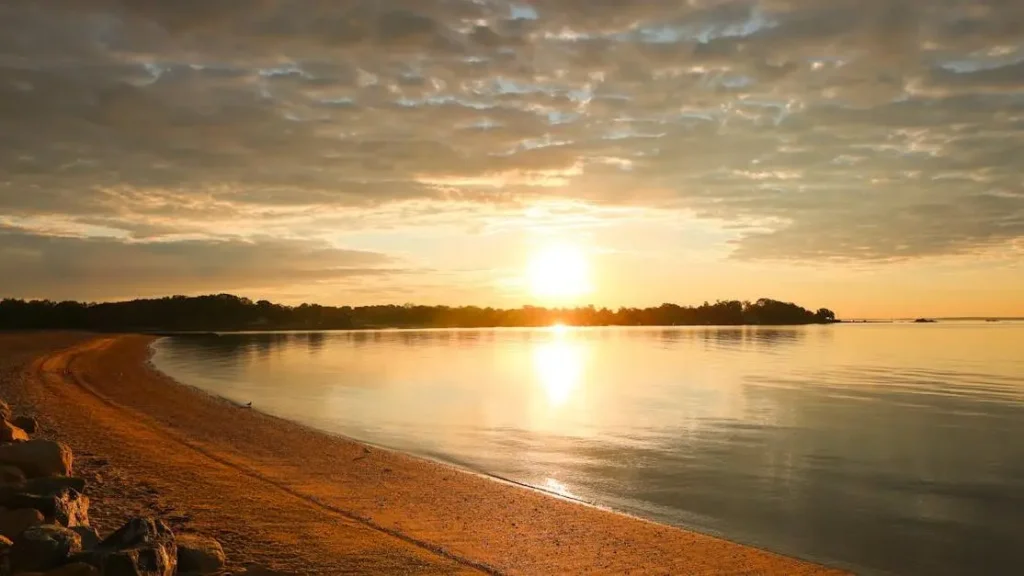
[9,524,83,573]
[0,533,11,574]
[16,562,101,576]
[56,563,101,575]
[0,440,73,478]
[14,562,101,576]
[94,550,174,576]
[0,401,11,422]
[76,517,176,576]
[71,526,100,550]
[12,416,39,435]
[0,487,90,527]
[176,534,226,575]
[0,421,29,443]
[0,465,26,486]
[0,507,45,539]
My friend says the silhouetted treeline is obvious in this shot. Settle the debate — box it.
[0,295,837,331]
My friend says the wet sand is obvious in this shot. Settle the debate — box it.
[0,332,846,575]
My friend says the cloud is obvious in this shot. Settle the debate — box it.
[0,0,1022,278]
[0,224,404,300]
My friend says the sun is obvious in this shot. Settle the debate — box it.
[527,243,592,302]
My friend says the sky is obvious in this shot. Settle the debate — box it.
[1,0,1023,318]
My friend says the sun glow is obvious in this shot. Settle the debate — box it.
[533,338,585,407]
[527,243,592,302]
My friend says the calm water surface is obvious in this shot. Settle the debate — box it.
[153,324,1024,575]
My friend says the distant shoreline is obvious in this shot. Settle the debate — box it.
[1,294,838,331]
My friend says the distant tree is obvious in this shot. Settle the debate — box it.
[0,294,839,331]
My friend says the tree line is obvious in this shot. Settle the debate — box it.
[0,294,837,331]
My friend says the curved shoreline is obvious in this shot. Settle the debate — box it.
[3,332,847,575]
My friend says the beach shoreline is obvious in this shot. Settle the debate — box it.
[0,332,846,575]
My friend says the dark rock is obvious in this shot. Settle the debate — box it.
[95,549,175,576]
[101,518,173,550]
[71,526,101,550]
[12,416,39,435]
[0,465,26,486]
[0,533,11,574]
[0,487,90,527]
[0,506,45,539]
[76,517,176,576]
[0,421,29,443]
[10,524,83,573]
[176,534,226,575]
[0,440,73,478]
[40,562,101,575]
[16,561,102,575]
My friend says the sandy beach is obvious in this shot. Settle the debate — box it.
[0,332,846,575]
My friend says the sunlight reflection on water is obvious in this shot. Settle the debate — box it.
[542,477,576,499]
[532,334,585,408]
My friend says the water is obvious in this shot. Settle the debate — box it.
[152,324,1024,575]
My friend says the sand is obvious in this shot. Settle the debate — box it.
[0,332,847,575]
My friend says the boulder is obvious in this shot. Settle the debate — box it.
[75,517,176,576]
[12,416,39,434]
[0,507,45,539]
[0,487,90,527]
[0,421,29,443]
[176,534,226,575]
[9,524,83,573]
[0,465,26,486]
[71,526,101,550]
[0,440,73,478]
